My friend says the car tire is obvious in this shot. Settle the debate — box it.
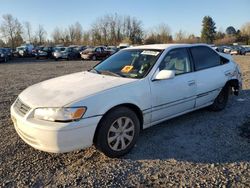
[209,86,229,111]
[95,107,140,158]
[92,55,96,61]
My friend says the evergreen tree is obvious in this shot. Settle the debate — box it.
[226,26,236,35]
[201,16,216,44]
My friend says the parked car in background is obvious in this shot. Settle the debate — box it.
[223,46,233,54]
[0,48,11,61]
[57,47,79,60]
[230,46,246,55]
[81,46,111,60]
[14,44,34,57]
[107,46,119,55]
[14,46,28,57]
[52,47,66,60]
[118,43,130,49]
[11,44,242,157]
[36,46,54,59]
[32,46,44,57]
[0,48,8,62]
[244,47,250,53]
[74,46,87,58]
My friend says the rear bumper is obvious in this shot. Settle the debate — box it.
[10,105,101,153]
[81,54,91,59]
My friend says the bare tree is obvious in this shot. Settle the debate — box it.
[0,39,5,47]
[0,14,23,48]
[67,22,83,44]
[82,31,91,45]
[51,27,64,44]
[23,21,32,43]
[36,25,47,45]
[89,14,143,45]
[241,22,250,36]
[174,30,187,42]
[145,23,172,44]
[74,22,83,44]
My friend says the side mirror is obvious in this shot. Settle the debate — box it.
[154,70,175,80]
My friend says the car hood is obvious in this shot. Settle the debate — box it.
[19,71,136,108]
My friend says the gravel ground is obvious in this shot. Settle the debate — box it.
[0,56,249,187]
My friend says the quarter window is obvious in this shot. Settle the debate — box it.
[190,46,220,71]
[159,48,192,75]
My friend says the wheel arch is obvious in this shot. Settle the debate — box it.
[225,79,240,95]
[93,103,144,144]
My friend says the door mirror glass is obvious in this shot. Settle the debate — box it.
[154,70,175,80]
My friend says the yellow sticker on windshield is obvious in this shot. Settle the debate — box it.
[121,65,133,73]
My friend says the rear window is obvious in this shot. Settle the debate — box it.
[190,46,220,71]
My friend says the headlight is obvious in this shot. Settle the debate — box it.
[34,107,87,122]
[0,54,4,57]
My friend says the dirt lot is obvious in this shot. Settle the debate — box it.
[0,56,249,187]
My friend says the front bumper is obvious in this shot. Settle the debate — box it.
[10,105,101,153]
[53,53,62,59]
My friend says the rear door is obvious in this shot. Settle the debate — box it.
[189,46,228,107]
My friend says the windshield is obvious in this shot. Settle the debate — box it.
[93,49,162,79]
[54,47,65,51]
[17,47,25,50]
[42,47,50,51]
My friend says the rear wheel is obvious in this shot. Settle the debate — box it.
[209,86,229,111]
[95,107,140,158]
[92,55,97,61]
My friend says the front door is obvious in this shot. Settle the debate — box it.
[150,48,196,123]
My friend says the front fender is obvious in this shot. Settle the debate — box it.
[68,79,151,119]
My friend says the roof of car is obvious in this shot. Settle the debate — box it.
[126,43,210,50]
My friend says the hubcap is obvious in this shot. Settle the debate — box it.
[107,117,135,151]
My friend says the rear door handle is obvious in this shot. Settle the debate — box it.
[188,80,195,86]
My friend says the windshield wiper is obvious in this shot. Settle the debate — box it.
[99,70,125,77]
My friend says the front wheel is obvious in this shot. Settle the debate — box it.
[95,107,140,158]
[209,86,229,111]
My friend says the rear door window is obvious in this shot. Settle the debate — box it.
[190,46,220,71]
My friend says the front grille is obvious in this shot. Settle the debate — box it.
[14,98,31,116]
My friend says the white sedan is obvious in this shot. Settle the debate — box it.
[11,44,242,157]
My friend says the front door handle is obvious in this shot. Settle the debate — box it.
[188,80,195,86]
